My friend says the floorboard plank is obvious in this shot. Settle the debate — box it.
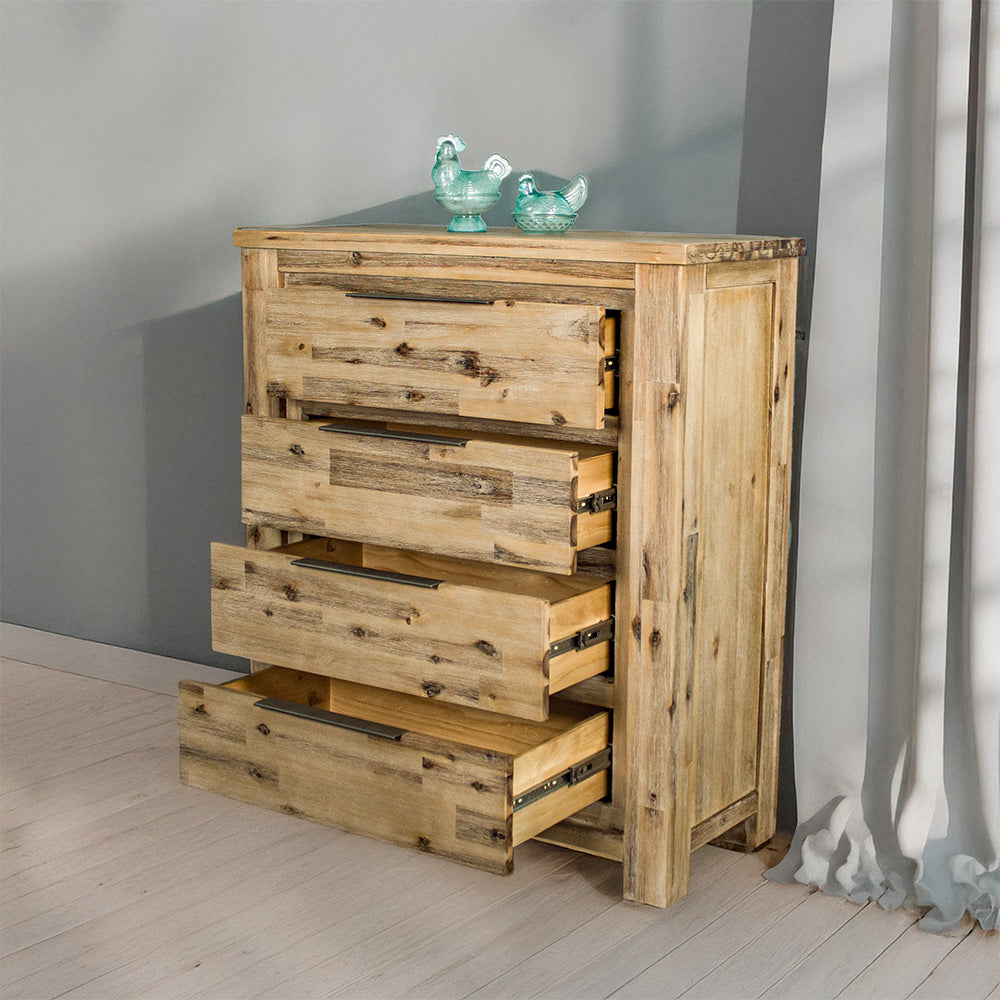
[760,899,919,999]
[465,846,746,1000]
[835,920,975,999]
[906,924,1000,1000]
[679,888,864,998]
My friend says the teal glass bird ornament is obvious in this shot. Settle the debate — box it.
[432,133,512,233]
[512,174,589,233]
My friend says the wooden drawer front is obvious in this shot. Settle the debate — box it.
[178,667,611,874]
[211,539,612,721]
[241,416,614,574]
[262,287,610,429]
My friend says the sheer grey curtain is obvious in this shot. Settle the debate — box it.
[768,0,999,933]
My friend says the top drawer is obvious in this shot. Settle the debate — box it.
[261,287,613,429]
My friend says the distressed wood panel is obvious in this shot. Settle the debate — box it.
[235,225,806,266]
[277,249,636,287]
[281,273,637,310]
[211,538,612,721]
[263,287,611,428]
[241,416,614,574]
[618,265,695,909]
[300,401,620,447]
[693,281,774,823]
[178,668,609,874]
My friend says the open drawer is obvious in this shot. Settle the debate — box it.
[178,666,611,874]
[260,287,615,429]
[241,416,615,575]
[211,537,613,721]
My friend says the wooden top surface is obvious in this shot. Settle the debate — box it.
[233,225,805,265]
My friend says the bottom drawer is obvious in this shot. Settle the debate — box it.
[178,667,610,874]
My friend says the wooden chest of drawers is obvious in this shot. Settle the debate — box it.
[180,226,803,908]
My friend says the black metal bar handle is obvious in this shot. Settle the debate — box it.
[346,291,495,306]
[290,557,442,589]
[318,424,468,447]
[254,698,406,741]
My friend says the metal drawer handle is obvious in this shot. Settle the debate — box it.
[346,291,495,306]
[254,697,406,740]
[318,424,469,447]
[290,557,442,589]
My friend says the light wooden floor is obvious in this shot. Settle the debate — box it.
[1,657,996,1000]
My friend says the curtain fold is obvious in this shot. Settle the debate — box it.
[767,0,999,934]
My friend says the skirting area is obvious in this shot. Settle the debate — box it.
[1,653,996,999]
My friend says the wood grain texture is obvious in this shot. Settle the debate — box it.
[281,272,637,310]
[210,538,612,720]
[276,248,636,287]
[751,257,798,847]
[618,264,694,908]
[240,247,284,669]
[240,416,613,574]
[263,287,610,429]
[692,281,773,823]
[300,400,620,447]
[178,668,609,874]
[234,226,806,266]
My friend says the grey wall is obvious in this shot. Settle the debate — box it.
[1,0,755,669]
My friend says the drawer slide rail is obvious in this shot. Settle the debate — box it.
[550,617,615,659]
[576,487,617,514]
[513,747,612,812]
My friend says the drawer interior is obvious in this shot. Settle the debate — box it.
[278,537,614,697]
[181,666,611,868]
[221,666,609,800]
[242,415,616,574]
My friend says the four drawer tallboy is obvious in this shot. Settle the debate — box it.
[179,226,804,908]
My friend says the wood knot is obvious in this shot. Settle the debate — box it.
[263,608,274,617]
[667,390,680,411]
[550,412,568,426]
[406,390,425,402]
[475,639,499,658]
[422,681,442,698]
[350,251,363,266]
[649,629,662,648]
[257,723,270,736]
[297,343,306,351]
[774,383,780,404]
[280,804,302,816]
[631,616,642,641]
[368,316,387,329]
[429,654,442,664]
[350,626,366,637]
[307,692,323,706]
[490,829,507,842]
[282,584,299,601]
[395,341,412,356]
[417,836,431,850]
[247,767,263,781]
[422,757,435,769]
[289,444,304,456]
[471,781,488,792]
[193,703,207,715]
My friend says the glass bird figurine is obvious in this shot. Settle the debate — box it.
[432,133,512,233]
[512,174,588,234]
